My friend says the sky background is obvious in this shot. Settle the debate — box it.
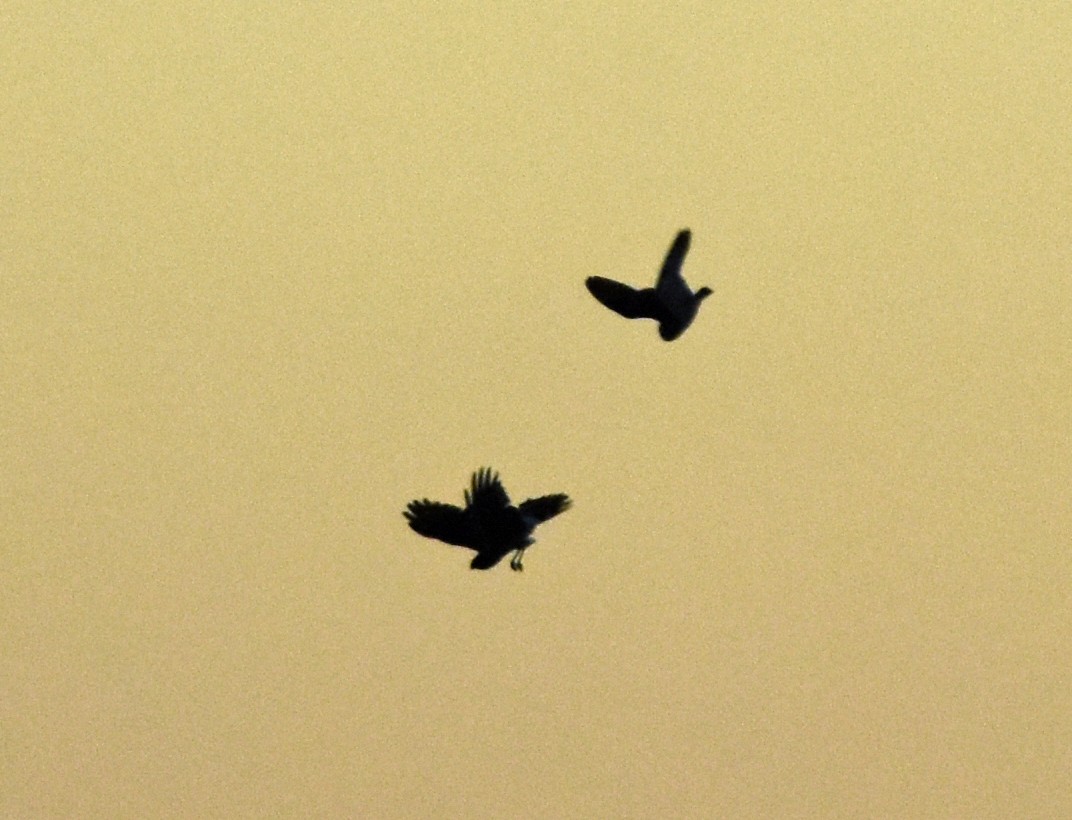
[3,3,1070,817]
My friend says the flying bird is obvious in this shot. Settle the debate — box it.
[585,229,712,341]
[403,468,572,571]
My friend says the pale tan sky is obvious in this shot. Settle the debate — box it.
[3,3,1070,817]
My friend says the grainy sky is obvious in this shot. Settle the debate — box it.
[3,3,1070,817]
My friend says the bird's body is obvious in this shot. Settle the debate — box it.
[586,229,712,341]
[404,468,571,571]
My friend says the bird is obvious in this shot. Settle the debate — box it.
[403,468,572,571]
[585,229,712,341]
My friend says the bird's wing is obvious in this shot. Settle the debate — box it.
[404,500,474,547]
[519,493,572,524]
[585,276,660,320]
[465,467,511,512]
[655,229,692,302]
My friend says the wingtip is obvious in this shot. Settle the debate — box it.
[402,498,430,522]
[472,466,500,485]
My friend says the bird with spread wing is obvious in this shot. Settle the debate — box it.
[585,229,712,341]
[404,468,572,571]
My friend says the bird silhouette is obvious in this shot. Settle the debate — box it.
[404,468,572,571]
[585,229,712,341]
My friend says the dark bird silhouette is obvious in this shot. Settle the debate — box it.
[404,468,572,571]
[585,229,712,341]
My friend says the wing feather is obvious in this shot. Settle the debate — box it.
[656,229,691,290]
[585,276,660,320]
[518,493,572,524]
[465,467,511,512]
[403,500,474,547]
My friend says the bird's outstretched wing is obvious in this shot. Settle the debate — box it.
[519,493,572,523]
[656,229,691,292]
[585,276,660,320]
[403,500,473,547]
[465,467,511,512]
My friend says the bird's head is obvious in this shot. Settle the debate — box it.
[695,286,713,302]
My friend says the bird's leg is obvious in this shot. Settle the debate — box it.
[510,548,525,571]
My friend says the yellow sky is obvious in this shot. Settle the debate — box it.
[3,3,1070,817]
